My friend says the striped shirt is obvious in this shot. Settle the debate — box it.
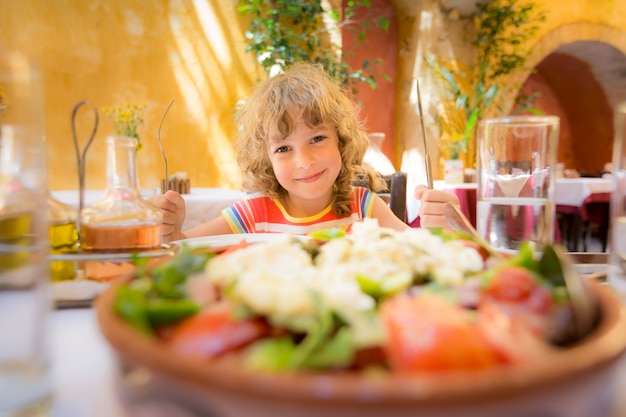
[222,186,376,235]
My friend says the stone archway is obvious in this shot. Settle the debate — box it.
[503,23,626,111]
[520,48,617,175]
[505,23,626,175]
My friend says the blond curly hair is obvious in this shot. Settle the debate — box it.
[235,62,385,216]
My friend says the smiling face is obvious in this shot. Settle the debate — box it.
[267,120,342,216]
[236,63,372,216]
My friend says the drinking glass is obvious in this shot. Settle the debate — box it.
[0,51,52,416]
[476,115,559,253]
[608,103,626,299]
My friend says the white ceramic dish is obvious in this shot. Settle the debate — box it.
[52,280,109,308]
[172,233,307,250]
[47,243,178,262]
[50,244,178,308]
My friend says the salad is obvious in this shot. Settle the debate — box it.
[114,219,584,374]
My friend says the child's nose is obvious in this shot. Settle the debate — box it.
[296,149,315,168]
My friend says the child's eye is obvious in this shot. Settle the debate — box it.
[275,145,289,153]
[311,135,325,143]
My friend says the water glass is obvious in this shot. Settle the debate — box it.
[0,51,52,416]
[609,103,626,299]
[476,115,559,253]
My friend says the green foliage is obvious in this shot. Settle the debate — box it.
[428,0,546,161]
[237,0,390,94]
[473,0,546,80]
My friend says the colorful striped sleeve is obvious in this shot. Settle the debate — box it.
[222,200,255,233]
[356,187,376,218]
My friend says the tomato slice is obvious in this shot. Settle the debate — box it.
[484,266,538,302]
[167,302,269,358]
[380,295,501,373]
[477,301,554,365]
[481,265,555,336]
[218,239,250,256]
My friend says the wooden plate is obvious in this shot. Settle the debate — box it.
[96,277,626,417]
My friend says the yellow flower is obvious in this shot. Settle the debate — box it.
[102,102,147,150]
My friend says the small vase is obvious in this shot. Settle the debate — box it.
[444,159,464,184]
[363,132,396,175]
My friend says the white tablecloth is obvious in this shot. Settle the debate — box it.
[554,178,614,207]
[176,188,246,230]
[52,187,246,231]
[407,178,616,222]
[406,180,469,224]
[51,309,123,417]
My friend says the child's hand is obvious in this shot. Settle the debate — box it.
[414,185,460,231]
[147,190,186,242]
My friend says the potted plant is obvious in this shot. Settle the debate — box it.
[236,0,390,94]
[428,0,546,171]
[440,134,466,184]
[433,94,471,183]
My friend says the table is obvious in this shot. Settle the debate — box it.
[554,178,615,207]
[51,309,123,417]
[52,187,246,231]
[553,179,614,251]
[176,188,246,230]
[432,178,615,207]
[409,178,616,229]
[434,181,478,227]
[406,181,478,227]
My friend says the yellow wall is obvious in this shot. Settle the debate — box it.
[0,0,262,191]
[4,0,626,191]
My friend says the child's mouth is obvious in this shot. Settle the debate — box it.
[297,170,325,183]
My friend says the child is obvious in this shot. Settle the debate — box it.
[149,63,459,242]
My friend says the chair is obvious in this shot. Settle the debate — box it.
[556,204,582,251]
[580,192,611,252]
[353,172,408,223]
[380,172,408,223]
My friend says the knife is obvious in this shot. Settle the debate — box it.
[416,78,433,189]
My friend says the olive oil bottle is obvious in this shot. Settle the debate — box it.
[0,210,34,272]
[48,193,79,281]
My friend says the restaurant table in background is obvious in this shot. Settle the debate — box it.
[176,188,246,230]
[554,178,615,207]
[408,178,615,230]
[554,178,614,252]
[434,181,478,228]
[406,181,478,228]
[52,187,246,231]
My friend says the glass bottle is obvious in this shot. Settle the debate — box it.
[0,128,38,274]
[80,135,162,252]
[0,48,52,416]
[47,192,79,281]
